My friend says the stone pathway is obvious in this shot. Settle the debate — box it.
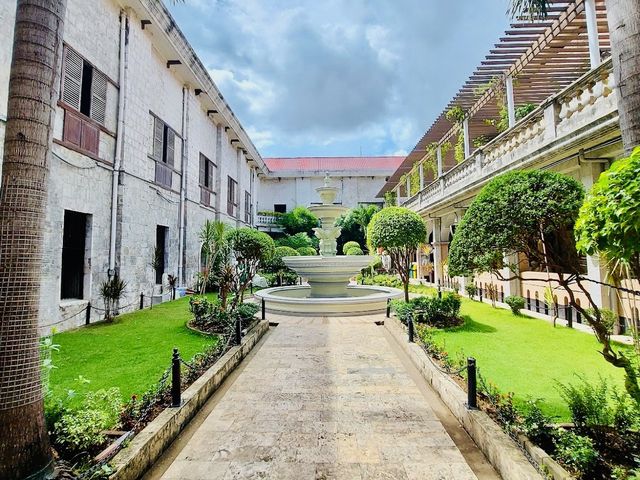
[149,315,497,479]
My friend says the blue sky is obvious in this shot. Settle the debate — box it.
[167,1,511,158]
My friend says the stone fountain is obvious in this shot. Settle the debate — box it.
[255,175,401,316]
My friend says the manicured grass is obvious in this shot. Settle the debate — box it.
[429,298,633,420]
[49,295,217,403]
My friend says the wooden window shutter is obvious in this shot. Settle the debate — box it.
[165,128,175,166]
[152,117,164,161]
[63,110,82,146]
[207,161,214,189]
[199,154,206,185]
[90,69,107,125]
[81,121,99,155]
[62,47,83,110]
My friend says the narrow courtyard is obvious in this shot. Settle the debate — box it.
[145,315,497,480]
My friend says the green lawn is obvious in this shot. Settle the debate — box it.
[429,298,633,420]
[49,295,216,403]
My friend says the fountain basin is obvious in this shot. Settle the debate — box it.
[254,285,402,316]
[283,255,373,297]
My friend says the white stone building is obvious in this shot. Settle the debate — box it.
[0,0,401,333]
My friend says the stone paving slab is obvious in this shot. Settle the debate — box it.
[156,316,485,479]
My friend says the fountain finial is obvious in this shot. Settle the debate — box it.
[323,172,331,187]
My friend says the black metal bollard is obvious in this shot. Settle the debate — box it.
[235,317,242,345]
[467,357,477,409]
[386,299,391,318]
[85,303,91,325]
[407,314,415,343]
[250,282,253,294]
[437,284,442,299]
[140,292,144,310]
[171,348,181,407]
[261,298,266,320]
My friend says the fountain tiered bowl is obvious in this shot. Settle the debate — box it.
[255,176,401,316]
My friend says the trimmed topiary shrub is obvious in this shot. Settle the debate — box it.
[345,246,364,255]
[505,295,525,315]
[296,246,317,256]
[465,283,478,299]
[342,241,361,254]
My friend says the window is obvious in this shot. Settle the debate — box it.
[155,226,168,284]
[227,176,238,217]
[244,191,252,224]
[61,47,107,156]
[199,153,216,207]
[61,210,90,300]
[274,204,286,214]
[151,116,175,189]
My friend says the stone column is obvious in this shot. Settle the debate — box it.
[585,0,601,69]
[506,76,516,128]
[463,118,471,159]
[418,162,424,191]
[502,253,521,297]
[431,218,443,286]
[436,145,443,177]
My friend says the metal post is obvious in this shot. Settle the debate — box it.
[140,292,144,310]
[386,299,390,318]
[235,317,242,345]
[437,283,442,299]
[261,298,266,320]
[467,357,477,409]
[171,348,181,407]
[250,282,253,294]
[407,314,414,343]
[85,303,91,325]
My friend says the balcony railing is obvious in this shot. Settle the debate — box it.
[402,59,617,213]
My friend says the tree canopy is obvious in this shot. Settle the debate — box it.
[575,147,640,279]
[448,170,584,278]
[277,206,319,236]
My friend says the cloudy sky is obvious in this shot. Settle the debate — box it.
[167,1,511,158]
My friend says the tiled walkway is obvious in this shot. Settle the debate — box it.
[150,315,497,479]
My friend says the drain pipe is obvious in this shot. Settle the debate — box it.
[109,10,129,276]
[177,86,189,284]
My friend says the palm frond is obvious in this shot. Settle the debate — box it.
[508,0,550,20]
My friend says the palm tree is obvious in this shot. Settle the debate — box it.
[510,0,640,153]
[0,1,66,478]
[199,220,229,295]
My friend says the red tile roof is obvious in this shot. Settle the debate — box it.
[264,156,404,173]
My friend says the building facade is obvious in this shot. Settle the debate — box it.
[380,0,639,331]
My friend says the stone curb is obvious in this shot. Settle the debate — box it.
[384,317,547,480]
[108,320,270,480]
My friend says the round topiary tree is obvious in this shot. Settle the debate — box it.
[345,246,364,255]
[368,207,427,301]
[268,246,299,286]
[448,169,640,403]
[296,246,317,256]
[224,228,275,308]
[342,241,361,255]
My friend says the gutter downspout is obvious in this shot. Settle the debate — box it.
[178,86,189,285]
[109,10,129,275]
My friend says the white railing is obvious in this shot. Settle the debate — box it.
[256,213,280,226]
[402,59,616,213]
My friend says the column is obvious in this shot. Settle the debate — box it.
[580,163,613,311]
[419,162,424,191]
[432,218,443,286]
[436,145,443,177]
[214,124,223,221]
[463,118,471,159]
[236,148,242,226]
[406,175,411,199]
[395,185,401,206]
[502,253,521,297]
[506,76,516,128]
[585,0,601,69]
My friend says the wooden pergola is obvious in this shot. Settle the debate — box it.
[380,0,610,198]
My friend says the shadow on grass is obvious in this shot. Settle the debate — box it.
[445,316,498,334]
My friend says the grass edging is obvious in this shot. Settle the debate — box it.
[384,316,548,480]
[108,320,269,480]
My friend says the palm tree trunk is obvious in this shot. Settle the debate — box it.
[0,1,66,478]
[606,0,640,153]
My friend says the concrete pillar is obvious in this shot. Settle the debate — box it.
[419,163,424,191]
[432,218,443,286]
[506,76,516,128]
[502,253,521,297]
[236,148,242,226]
[436,145,443,177]
[463,118,471,159]
[585,0,601,69]
[580,162,613,311]
[396,186,401,206]
[214,124,223,221]
[406,175,411,199]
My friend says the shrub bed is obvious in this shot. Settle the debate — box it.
[391,293,463,328]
